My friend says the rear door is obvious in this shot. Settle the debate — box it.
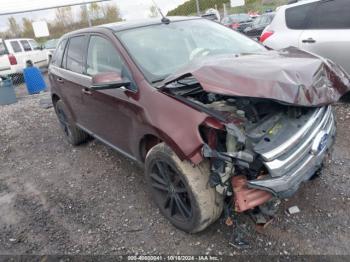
[299,0,350,74]
[53,35,89,124]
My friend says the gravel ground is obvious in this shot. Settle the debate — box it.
[0,84,350,256]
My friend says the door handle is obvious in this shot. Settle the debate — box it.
[82,88,92,95]
[57,78,64,83]
[302,38,316,43]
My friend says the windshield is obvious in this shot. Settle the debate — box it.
[116,19,265,83]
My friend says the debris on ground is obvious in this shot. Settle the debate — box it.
[287,206,301,215]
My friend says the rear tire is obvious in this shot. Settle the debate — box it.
[53,100,90,145]
[145,143,223,233]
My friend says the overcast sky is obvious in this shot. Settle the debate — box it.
[0,0,188,31]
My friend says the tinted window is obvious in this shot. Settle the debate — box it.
[66,36,85,74]
[52,39,67,66]
[308,0,350,29]
[20,40,32,51]
[86,36,123,76]
[285,3,315,29]
[10,41,22,53]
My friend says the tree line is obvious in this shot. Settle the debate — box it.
[0,3,122,42]
[167,0,287,16]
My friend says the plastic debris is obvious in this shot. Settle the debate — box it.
[287,206,300,214]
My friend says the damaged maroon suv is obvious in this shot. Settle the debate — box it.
[49,17,350,233]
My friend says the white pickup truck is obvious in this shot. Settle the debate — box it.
[0,38,49,77]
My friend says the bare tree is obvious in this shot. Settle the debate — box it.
[149,5,159,18]
[101,4,122,23]
[22,18,34,38]
[55,7,74,28]
[89,3,102,20]
[7,17,21,37]
[79,5,90,26]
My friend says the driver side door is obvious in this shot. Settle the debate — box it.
[80,34,140,157]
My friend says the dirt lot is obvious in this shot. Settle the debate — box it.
[0,83,350,256]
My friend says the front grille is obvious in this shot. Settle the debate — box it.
[262,106,334,177]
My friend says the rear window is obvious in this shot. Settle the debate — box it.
[308,0,350,29]
[65,36,86,74]
[10,41,22,53]
[20,40,32,51]
[285,2,315,29]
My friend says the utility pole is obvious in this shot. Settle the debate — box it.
[195,0,200,16]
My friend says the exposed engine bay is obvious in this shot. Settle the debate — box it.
[162,76,335,216]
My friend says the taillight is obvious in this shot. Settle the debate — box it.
[260,30,274,43]
[8,54,17,65]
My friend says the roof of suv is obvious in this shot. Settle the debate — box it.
[100,16,200,32]
[61,16,201,38]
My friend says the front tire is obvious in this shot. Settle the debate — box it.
[145,143,223,233]
[53,100,90,145]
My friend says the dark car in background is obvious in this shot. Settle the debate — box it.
[221,13,253,32]
[244,12,275,40]
[49,17,349,235]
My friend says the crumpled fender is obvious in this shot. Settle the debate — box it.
[162,47,350,107]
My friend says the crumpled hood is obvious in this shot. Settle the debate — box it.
[162,47,350,106]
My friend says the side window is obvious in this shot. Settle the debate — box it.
[86,35,123,76]
[20,40,32,51]
[10,41,22,53]
[28,40,41,50]
[52,39,67,66]
[285,3,315,29]
[308,0,350,29]
[66,36,86,74]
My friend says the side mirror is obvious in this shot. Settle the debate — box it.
[90,71,131,91]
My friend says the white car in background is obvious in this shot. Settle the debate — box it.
[0,38,48,77]
[260,0,350,74]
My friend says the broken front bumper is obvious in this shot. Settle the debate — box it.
[248,106,335,198]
